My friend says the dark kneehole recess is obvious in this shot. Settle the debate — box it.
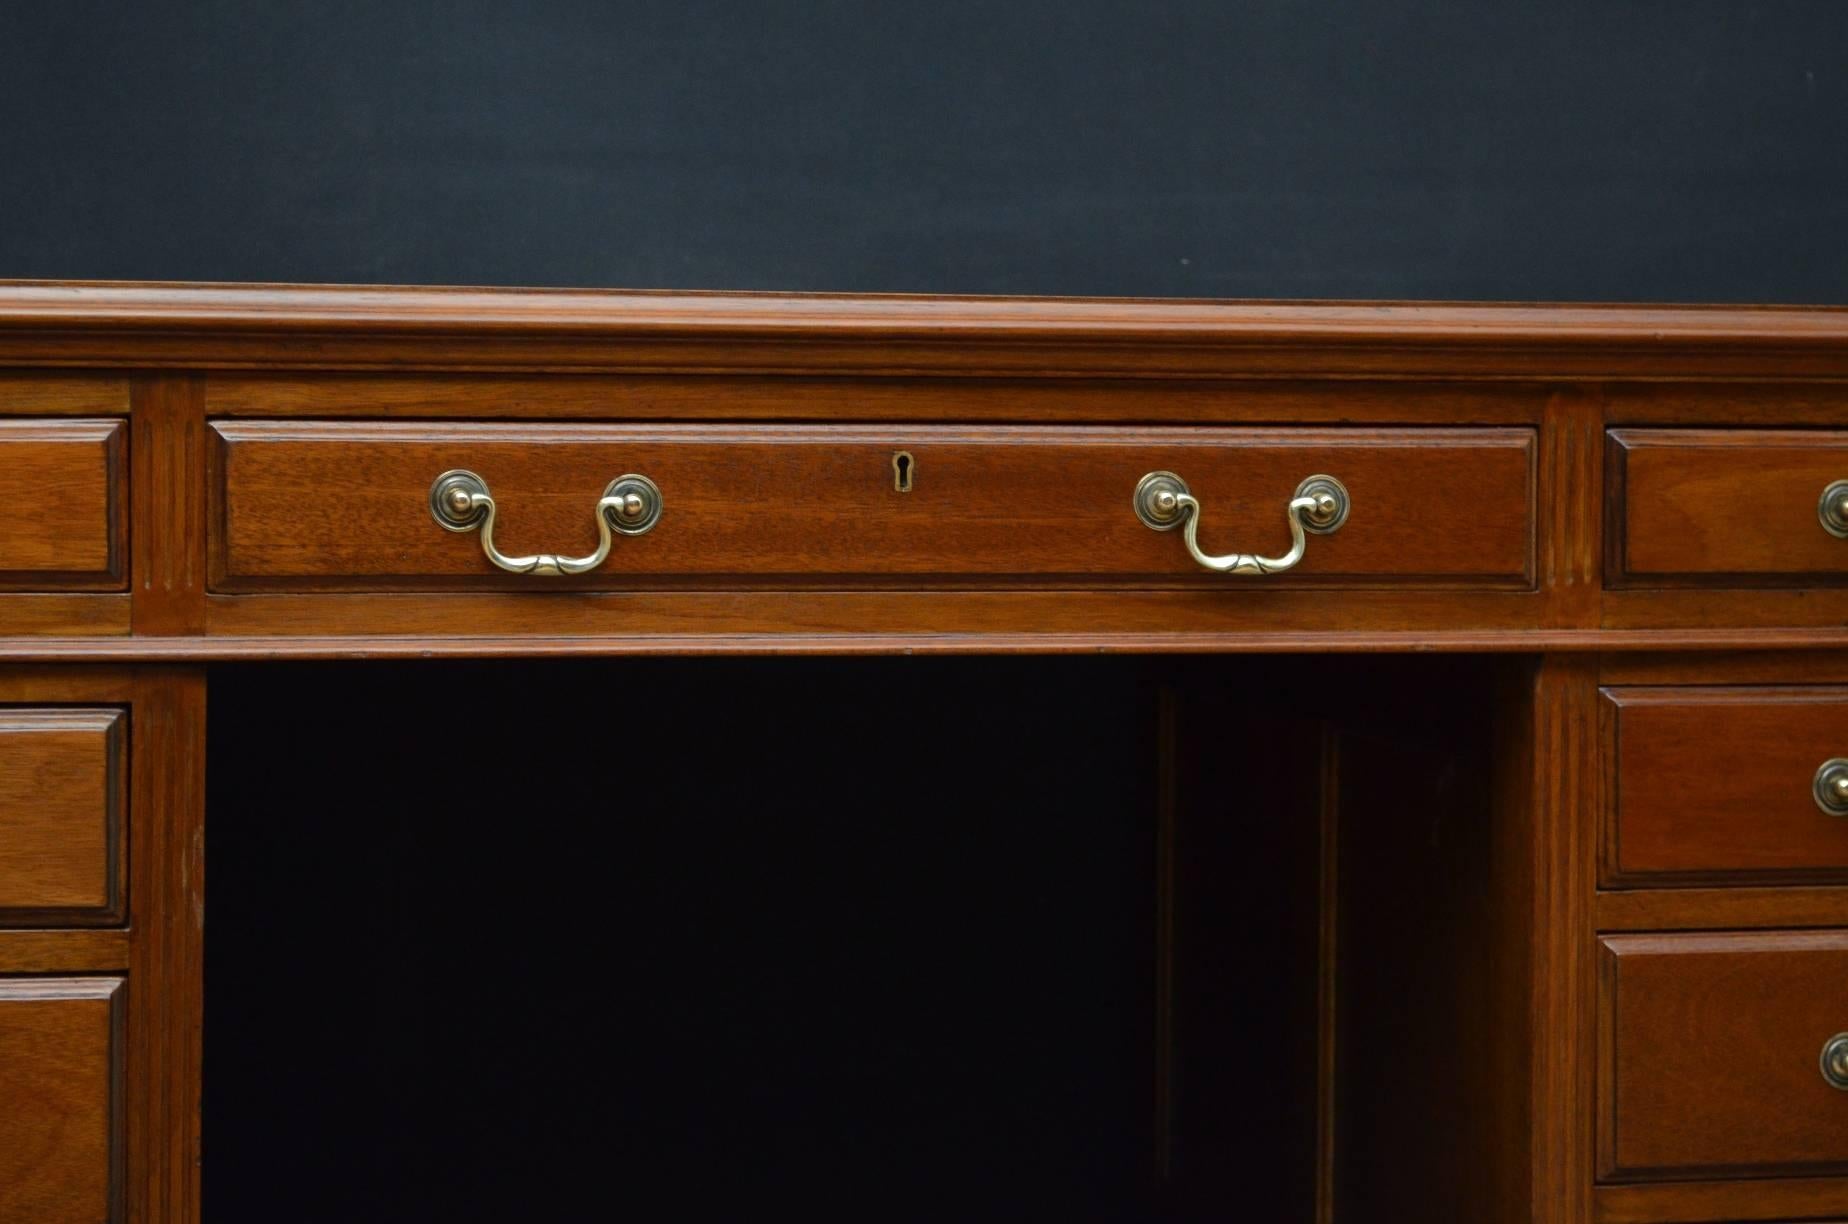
[203,654,1496,1221]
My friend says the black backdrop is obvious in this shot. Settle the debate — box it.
[3,1,1845,301]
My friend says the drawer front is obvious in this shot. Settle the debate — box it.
[0,709,125,924]
[210,423,1534,589]
[1605,687,1848,884]
[0,419,125,588]
[1610,428,1848,585]
[0,978,124,1223]
[1601,932,1848,1182]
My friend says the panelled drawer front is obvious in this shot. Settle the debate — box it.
[0,978,124,1223]
[0,418,125,589]
[0,708,125,924]
[1601,932,1848,1182]
[1610,428,1848,585]
[210,422,1534,589]
[1605,687,1848,884]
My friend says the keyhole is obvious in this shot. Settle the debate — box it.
[892,451,915,493]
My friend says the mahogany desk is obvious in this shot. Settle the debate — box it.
[0,283,1846,1221]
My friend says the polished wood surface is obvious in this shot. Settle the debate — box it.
[3,282,1848,379]
[0,708,124,924]
[0,283,1843,1221]
[1600,932,1848,1182]
[1595,1175,1848,1223]
[211,422,1534,589]
[0,977,124,1224]
[0,287,1834,652]
[1610,429,1848,585]
[0,418,123,589]
[1604,686,1848,884]
[131,378,207,636]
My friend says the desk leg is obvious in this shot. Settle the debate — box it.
[126,667,205,1224]
[1494,655,1599,1224]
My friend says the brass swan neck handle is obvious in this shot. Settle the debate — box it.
[428,469,661,575]
[1135,471,1349,575]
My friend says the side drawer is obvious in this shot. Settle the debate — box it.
[1604,686,1848,885]
[210,422,1535,590]
[0,977,124,1223]
[1600,932,1848,1183]
[0,708,125,925]
[1609,428,1848,586]
[0,419,125,589]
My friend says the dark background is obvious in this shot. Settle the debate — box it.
[3,1,1845,301]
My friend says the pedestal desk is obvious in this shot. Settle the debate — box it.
[1,282,1847,1222]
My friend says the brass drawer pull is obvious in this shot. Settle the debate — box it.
[1824,1033,1848,1090]
[428,469,661,575]
[1815,759,1848,816]
[1821,481,1848,538]
[1134,471,1349,575]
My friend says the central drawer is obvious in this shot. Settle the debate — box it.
[209,422,1533,590]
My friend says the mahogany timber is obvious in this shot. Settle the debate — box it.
[124,668,205,1224]
[1603,687,1848,884]
[0,708,124,924]
[1609,429,1848,585]
[0,418,123,588]
[1597,885,1848,932]
[1595,1176,1848,1223]
[1599,931,1848,1182]
[0,282,1843,1222]
[209,422,1534,589]
[0,976,124,1223]
[0,285,1833,652]
[130,378,207,636]
[2,283,1848,380]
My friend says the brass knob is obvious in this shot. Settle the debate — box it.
[1820,481,1848,538]
[1815,759,1848,817]
[443,484,476,519]
[1823,1033,1848,1090]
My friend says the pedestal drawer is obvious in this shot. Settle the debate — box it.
[1600,932,1848,1183]
[209,422,1534,590]
[1609,428,1848,585]
[0,418,125,589]
[1604,686,1848,885]
[0,978,124,1223]
[0,708,125,925]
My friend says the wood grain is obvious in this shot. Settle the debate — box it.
[131,378,206,634]
[0,929,129,971]
[0,707,124,924]
[206,372,1553,424]
[209,422,1536,589]
[1597,885,1848,932]
[1540,386,1603,628]
[1596,1176,1848,1222]
[1602,586,1848,632]
[0,375,129,416]
[126,668,204,1224]
[1,283,1846,378]
[1610,429,1848,585]
[0,622,1841,660]
[0,418,124,588]
[0,976,124,1224]
[1495,656,1601,1224]
[1600,650,1848,687]
[1604,687,1848,884]
[1599,932,1848,1182]
[0,282,1841,1218]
